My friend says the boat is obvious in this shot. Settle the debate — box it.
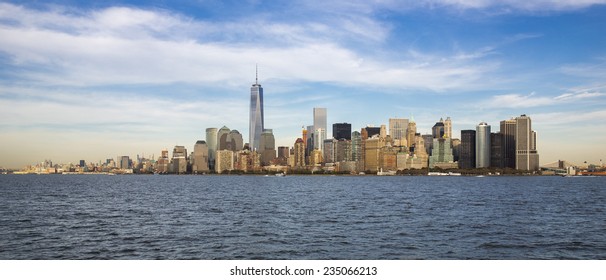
[275,173,285,177]
[377,168,396,176]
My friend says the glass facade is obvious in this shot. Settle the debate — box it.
[249,80,264,151]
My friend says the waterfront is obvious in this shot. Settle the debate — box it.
[0,175,604,259]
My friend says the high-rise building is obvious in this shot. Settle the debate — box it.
[259,129,276,165]
[313,108,327,132]
[215,150,234,174]
[459,130,476,169]
[171,146,187,174]
[323,138,337,164]
[249,67,264,151]
[336,139,352,162]
[515,115,540,171]
[156,150,169,173]
[277,146,290,159]
[333,123,351,140]
[119,156,130,170]
[432,118,445,139]
[228,130,244,151]
[490,133,503,168]
[351,131,362,163]
[500,119,517,169]
[407,119,417,152]
[476,122,491,168]
[217,126,231,151]
[444,117,452,139]
[380,125,387,139]
[206,128,218,170]
[293,138,306,168]
[429,138,455,168]
[193,140,209,173]
[364,126,381,138]
[389,118,408,143]
[314,128,326,153]
[364,136,384,172]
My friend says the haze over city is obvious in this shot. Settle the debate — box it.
[1,0,605,169]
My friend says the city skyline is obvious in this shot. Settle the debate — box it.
[1,1,606,168]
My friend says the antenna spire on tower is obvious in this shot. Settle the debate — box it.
[255,64,258,84]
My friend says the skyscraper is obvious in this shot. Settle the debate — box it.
[249,67,264,151]
[333,123,351,140]
[476,122,491,168]
[313,108,327,131]
[407,120,417,152]
[313,108,327,149]
[193,140,209,173]
[490,133,503,168]
[205,128,218,170]
[314,128,326,152]
[217,126,231,150]
[515,115,540,171]
[444,117,452,139]
[293,138,306,168]
[500,119,517,169]
[259,129,276,165]
[460,130,476,169]
[432,118,445,139]
[389,118,408,143]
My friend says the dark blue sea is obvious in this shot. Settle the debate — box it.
[0,174,604,259]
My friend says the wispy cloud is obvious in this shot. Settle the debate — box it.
[0,3,500,92]
[482,88,606,108]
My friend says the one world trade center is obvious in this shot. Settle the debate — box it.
[249,66,264,151]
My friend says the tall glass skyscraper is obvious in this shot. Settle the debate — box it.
[249,67,264,151]
[476,122,491,168]
[313,108,327,150]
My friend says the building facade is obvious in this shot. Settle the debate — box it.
[476,122,491,168]
[192,140,209,173]
[333,123,351,140]
[515,115,540,171]
[249,69,264,151]
[459,130,476,169]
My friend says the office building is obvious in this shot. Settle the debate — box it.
[293,138,306,168]
[171,146,187,174]
[313,108,327,132]
[119,156,130,170]
[206,128,218,170]
[193,140,209,173]
[228,130,244,151]
[459,130,476,169]
[476,122,491,168]
[490,133,503,168]
[216,150,234,174]
[351,131,362,163]
[333,123,351,140]
[323,138,337,164]
[500,119,517,169]
[217,126,231,151]
[364,126,381,138]
[444,117,452,139]
[249,67,264,151]
[515,115,540,171]
[389,118,408,141]
[407,120,417,152]
[336,139,352,162]
[429,138,456,169]
[314,128,326,153]
[432,118,445,139]
[259,129,276,165]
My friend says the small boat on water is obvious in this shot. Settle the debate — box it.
[377,168,396,176]
[275,173,285,177]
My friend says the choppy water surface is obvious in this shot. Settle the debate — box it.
[0,175,604,259]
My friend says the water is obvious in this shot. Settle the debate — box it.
[0,174,604,259]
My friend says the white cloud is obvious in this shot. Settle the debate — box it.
[0,3,501,92]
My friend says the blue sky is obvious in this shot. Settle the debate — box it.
[1,0,606,168]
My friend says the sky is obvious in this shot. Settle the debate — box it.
[1,0,606,168]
